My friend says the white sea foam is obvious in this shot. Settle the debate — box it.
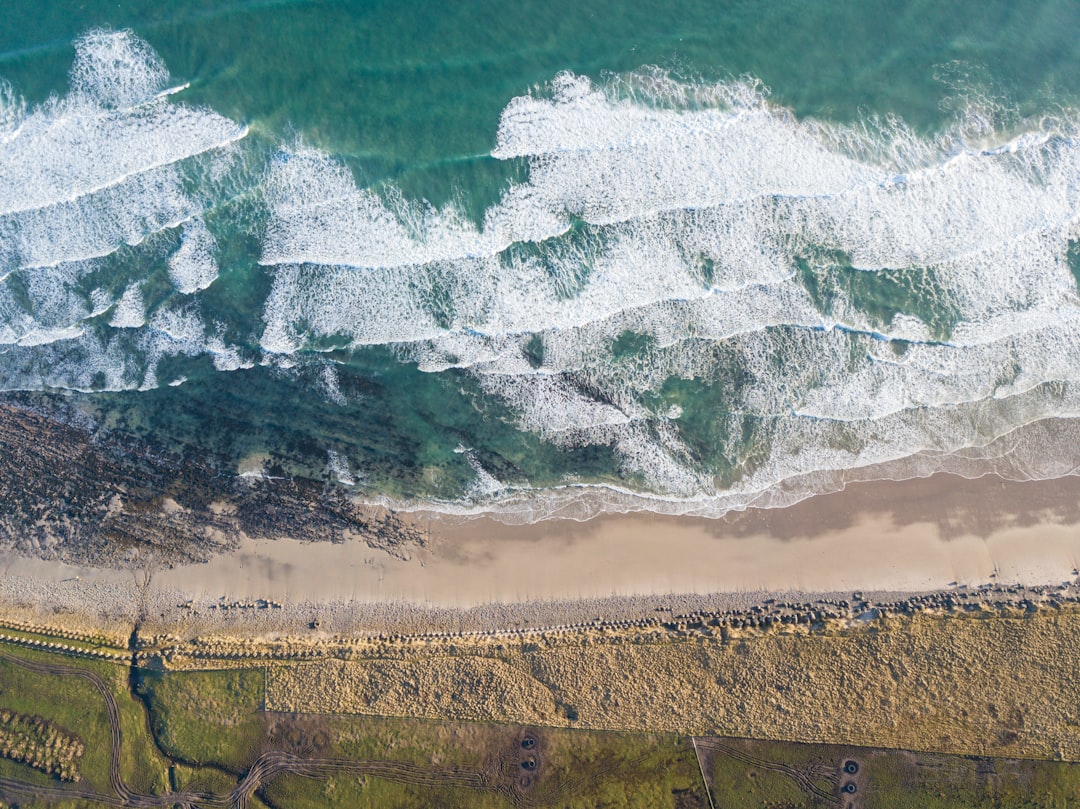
[613,421,709,496]
[320,363,347,406]
[475,373,635,439]
[167,217,219,294]
[258,70,1080,516]
[147,303,251,374]
[261,148,491,269]
[0,96,245,219]
[109,283,146,328]
[0,30,247,392]
[0,80,25,137]
[0,260,112,349]
[464,452,506,499]
[69,29,169,110]
[8,43,1080,518]
[327,450,356,486]
[0,167,199,271]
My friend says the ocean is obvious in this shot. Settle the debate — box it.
[3,0,1080,524]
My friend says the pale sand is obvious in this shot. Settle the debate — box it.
[2,473,1079,620]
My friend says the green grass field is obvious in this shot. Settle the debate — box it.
[2,635,1080,808]
[136,667,265,769]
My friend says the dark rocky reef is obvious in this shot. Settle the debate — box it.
[0,400,424,568]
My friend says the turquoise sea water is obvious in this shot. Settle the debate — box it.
[4,1,1080,520]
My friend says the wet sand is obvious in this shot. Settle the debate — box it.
[3,472,1080,622]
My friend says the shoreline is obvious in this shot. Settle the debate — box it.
[6,466,1080,761]
[2,471,1080,637]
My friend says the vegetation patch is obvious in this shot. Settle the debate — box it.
[137,667,265,769]
[0,709,84,781]
[267,657,559,724]
[6,614,1080,805]
[0,649,114,792]
[264,608,1080,762]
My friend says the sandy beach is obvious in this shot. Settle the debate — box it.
[105,471,1080,600]
[5,467,1080,763]
[2,471,1079,635]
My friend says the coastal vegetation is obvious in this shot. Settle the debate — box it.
[1,604,1080,805]
[0,708,83,782]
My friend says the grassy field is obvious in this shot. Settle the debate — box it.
[140,665,712,808]
[257,719,710,809]
[136,667,266,769]
[263,609,1080,762]
[701,737,1080,809]
[858,748,1080,809]
[0,642,172,804]
[0,649,116,794]
[3,632,1080,807]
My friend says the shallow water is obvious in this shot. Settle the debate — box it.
[3,2,1080,521]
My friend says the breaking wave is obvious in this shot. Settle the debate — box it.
[0,29,248,392]
[258,70,1080,519]
[6,35,1080,521]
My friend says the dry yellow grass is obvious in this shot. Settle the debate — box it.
[267,656,559,724]
[266,608,1080,760]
